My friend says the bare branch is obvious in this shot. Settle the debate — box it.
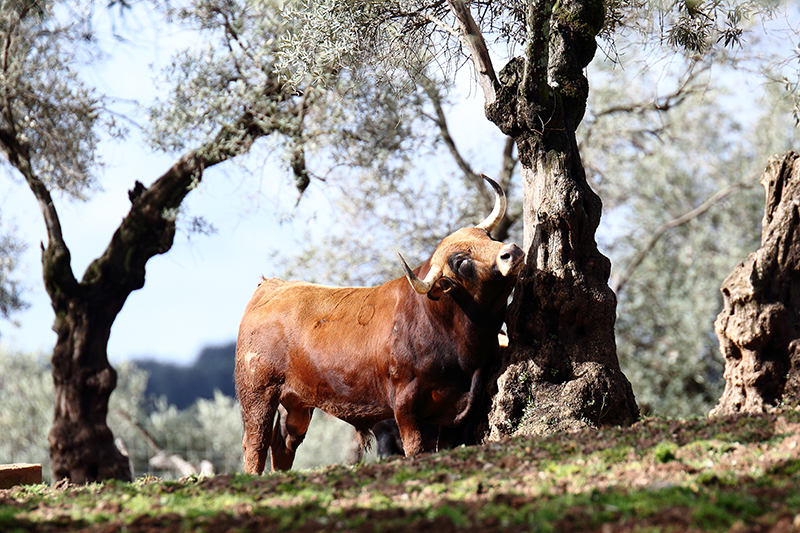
[117,409,162,452]
[611,176,759,296]
[498,136,517,191]
[444,0,498,105]
[117,409,213,478]
[418,75,479,180]
[416,11,460,39]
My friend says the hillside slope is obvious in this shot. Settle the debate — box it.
[2,411,800,532]
[134,342,236,409]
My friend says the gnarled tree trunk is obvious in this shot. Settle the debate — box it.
[37,139,259,483]
[710,151,800,416]
[446,0,638,439]
[48,299,133,483]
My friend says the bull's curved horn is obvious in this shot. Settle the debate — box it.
[475,174,507,233]
[398,253,443,294]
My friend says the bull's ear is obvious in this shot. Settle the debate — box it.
[427,277,455,301]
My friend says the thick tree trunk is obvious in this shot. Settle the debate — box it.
[49,301,132,483]
[487,138,638,439]
[446,0,638,439]
[42,151,230,483]
[710,152,800,416]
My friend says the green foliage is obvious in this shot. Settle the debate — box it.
[148,0,434,197]
[607,0,783,55]
[0,349,53,478]
[0,0,122,199]
[0,218,26,321]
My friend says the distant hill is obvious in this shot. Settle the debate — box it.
[134,342,236,410]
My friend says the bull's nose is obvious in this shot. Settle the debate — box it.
[497,243,524,276]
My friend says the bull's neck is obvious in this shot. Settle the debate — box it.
[394,278,504,340]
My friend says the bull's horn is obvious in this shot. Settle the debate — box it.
[398,253,442,294]
[475,174,507,233]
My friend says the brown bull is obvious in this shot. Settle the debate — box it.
[235,175,524,473]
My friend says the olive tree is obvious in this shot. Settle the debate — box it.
[0,218,26,322]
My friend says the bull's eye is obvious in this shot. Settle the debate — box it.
[448,252,474,279]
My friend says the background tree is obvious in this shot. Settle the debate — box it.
[710,151,800,415]
[0,216,26,322]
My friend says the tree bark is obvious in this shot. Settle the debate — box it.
[446,0,638,439]
[710,151,800,416]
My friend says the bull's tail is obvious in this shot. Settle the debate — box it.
[356,427,375,454]
[451,369,483,426]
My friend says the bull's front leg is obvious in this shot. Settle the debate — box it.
[392,378,426,456]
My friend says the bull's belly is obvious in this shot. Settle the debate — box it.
[315,400,393,428]
[282,377,393,429]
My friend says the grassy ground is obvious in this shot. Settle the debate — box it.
[3,410,800,532]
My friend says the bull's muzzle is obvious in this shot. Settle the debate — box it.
[497,243,524,277]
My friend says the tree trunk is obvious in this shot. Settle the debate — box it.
[710,151,800,416]
[42,150,235,483]
[446,0,638,439]
[48,299,132,483]
[487,142,638,439]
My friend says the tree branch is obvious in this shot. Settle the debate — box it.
[0,68,76,302]
[444,0,498,105]
[419,74,480,181]
[611,176,759,296]
[498,136,517,192]
[522,0,554,103]
[81,113,271,304]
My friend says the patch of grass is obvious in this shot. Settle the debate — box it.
[599,444,634,464]
[429,501,471,528]
[768,458,800,477]
[0,505,23,529]
[696,470,739,487]
[652,441,678,463]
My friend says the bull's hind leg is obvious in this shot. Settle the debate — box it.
[270,402,313,471]
[240,387,281,475]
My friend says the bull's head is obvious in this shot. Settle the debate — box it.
[398,175,524,303]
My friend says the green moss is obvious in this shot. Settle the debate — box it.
[768,458,800,477]
[696,470,739,487]
[652,441,678,463]
[552,0,605,37]
[598,445,634,464]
